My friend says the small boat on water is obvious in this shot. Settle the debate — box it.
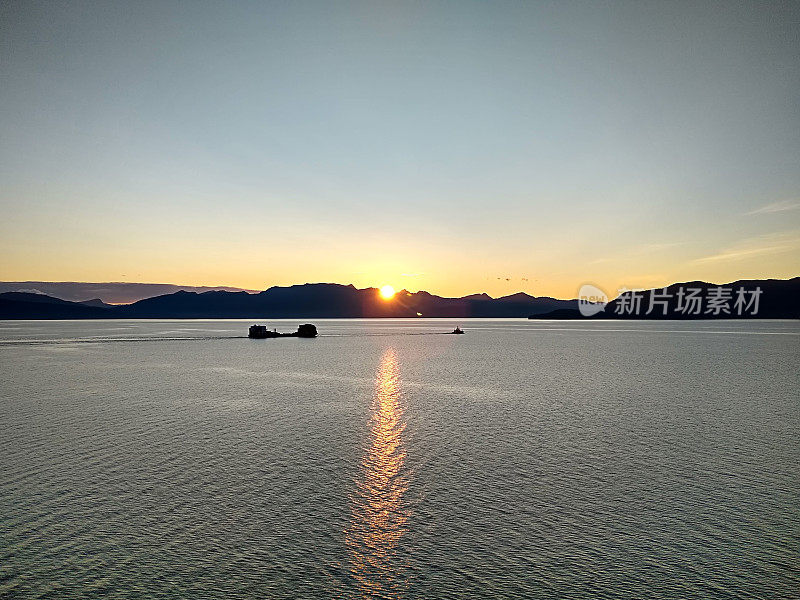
[249,324,318,339]
[248,325,279,338]
[451,326,465,334]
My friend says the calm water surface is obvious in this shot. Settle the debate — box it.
[1,319,798,599]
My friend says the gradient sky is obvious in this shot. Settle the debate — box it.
[1,1,798,298]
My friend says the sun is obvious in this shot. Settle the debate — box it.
[380,285,396,300]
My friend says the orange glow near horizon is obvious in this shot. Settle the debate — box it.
[379,285,396,300]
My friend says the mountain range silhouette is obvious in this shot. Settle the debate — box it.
[0,279,797,319]
[0,283,573,319]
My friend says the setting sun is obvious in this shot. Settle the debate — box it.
[379,285,395,300]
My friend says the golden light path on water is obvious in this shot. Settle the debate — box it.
[346,347,410,598]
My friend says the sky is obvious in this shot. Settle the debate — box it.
[1,1,798,299]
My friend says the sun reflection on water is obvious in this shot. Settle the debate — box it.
[346,347,410,598]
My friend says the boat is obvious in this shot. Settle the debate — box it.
[249,324,318,339]
[248,325,279,338]
[451,326,465,334]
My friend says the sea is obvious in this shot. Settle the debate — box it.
[1,319,798,599]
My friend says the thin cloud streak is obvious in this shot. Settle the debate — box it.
[694,232,800,263]
[745,201,800,215]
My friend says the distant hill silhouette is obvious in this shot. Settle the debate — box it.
[79,298,115,309]
[529,278,800,320]
[0,281,256,304]
[1,278,797,319]
[0,292,113,319]
[0,285,575,319]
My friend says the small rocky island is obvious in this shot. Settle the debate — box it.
[249,324,318,339]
